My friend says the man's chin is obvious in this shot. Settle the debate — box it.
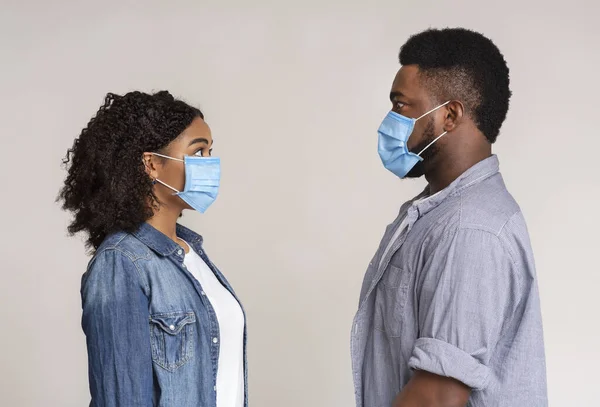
[405,162,425,178]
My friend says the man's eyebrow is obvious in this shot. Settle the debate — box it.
[389,91,406,102]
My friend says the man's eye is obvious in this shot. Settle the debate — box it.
[396,101,405,109]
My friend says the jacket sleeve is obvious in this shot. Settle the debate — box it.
[81,248,153,407]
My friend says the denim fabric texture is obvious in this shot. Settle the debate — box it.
[81,222,247,407]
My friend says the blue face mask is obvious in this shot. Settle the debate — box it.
[152,153,220,213]
[377,101,450,178]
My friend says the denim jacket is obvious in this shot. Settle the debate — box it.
[81,222,247,407]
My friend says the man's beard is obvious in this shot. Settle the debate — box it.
[405,118,438,179]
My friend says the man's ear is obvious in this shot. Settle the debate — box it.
[443,100,465,132]
[142,152,160,181]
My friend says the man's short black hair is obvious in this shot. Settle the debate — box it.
[399,27,511,143]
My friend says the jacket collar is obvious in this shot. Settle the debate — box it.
[133,222,204,257]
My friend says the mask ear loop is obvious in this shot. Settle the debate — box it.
[417,131,449,156]
[142,155,160,187]
[148,152,184,194]
[152,152,184,162]
[154,178,181,194]
[416,100,451,121]
[415,100,452,156]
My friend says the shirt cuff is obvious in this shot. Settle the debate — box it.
[408,337,491,390]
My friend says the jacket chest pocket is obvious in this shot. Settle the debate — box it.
[149,311,196,372]
[373,265,412,337]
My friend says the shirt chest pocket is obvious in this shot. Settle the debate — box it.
[373,265,412,337]
[149,311,196,372]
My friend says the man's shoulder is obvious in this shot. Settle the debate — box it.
[454,172,523,236]
[419,173,528,251]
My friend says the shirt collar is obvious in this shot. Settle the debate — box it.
[413,155,500,217]
[133,222,204,257]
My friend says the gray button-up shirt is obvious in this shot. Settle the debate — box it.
[351,156,547,407]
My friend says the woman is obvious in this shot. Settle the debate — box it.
[59,91,246,407]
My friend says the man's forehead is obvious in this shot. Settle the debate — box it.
[391,65,422,97]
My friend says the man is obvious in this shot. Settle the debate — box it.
[351,28,547,407]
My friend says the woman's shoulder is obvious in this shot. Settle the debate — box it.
[91,231,153,265]
[83,231,154,290]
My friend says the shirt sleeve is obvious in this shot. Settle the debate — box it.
[408,227,520,390]
[81,249,153,407]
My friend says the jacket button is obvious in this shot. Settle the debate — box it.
[169,325,175,331]
[213,337,218,344]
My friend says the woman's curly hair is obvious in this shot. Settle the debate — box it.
[58,90,203,251]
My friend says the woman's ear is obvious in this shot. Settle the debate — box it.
[142,152,159,181]
[443,100,465,132]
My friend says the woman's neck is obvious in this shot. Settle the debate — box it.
[146,207,181,242]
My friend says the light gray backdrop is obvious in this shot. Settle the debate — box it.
[1,0,599,406]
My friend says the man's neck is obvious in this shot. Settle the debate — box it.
[425,148,492,194]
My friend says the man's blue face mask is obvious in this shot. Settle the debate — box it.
[151,153,220,213]
[377,101,450,179]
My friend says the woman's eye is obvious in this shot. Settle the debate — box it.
[193,148,212,157]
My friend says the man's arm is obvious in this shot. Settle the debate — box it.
[393,371,470,407]
[394,228,520,406]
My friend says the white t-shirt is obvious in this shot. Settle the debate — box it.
[378,192,439,270]
[182,242,245,407]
